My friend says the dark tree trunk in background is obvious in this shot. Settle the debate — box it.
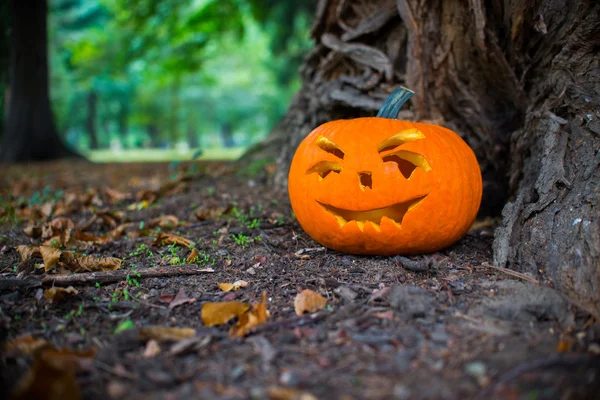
[0,1,9,140]
[118,101,129,138]
[86,90,98,149]
[0,0,78,162]
[221,123,235,148]
[270,0,600,312]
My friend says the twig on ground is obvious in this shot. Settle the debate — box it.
[479,262,539,284]
[0,264,214,289]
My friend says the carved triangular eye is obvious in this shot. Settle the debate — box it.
[306,161,342,180]
[377,129,425,153]
[316,136,345,159]
[382,151,431,179]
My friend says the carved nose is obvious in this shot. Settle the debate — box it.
[358,172,372,189]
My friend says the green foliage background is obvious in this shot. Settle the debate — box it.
[47,0,315,155]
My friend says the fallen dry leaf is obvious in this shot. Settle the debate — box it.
[18,245,122,273]
[218,280,249,292]
[140,326,196,341]
[44,286,79,303]
[186,248,199,263]
[294,289,327,316]
[103,187,129,203]
[153,232,193,248]
[143,340,161,359]
[168,288,193,310]
[195,205,228,221]
[267,386,318,400]
[12,347,96,400]
[201,301,251,327]
[17,245,42,263]
[230,292,269,338]
[148,215,179,230]
[40,246,62,271]
[4,335,51,356]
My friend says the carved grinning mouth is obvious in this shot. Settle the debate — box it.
[317,195,427,231]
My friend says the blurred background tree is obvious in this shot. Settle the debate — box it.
[0,0,315,162]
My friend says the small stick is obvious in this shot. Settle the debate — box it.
[0,264,214,289]
[479,262,539,284]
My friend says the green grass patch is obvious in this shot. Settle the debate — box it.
[86,147,246,163]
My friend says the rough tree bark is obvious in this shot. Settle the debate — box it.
[0,0,77,163]
[269,0,600,312]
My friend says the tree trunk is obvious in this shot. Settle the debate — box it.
[0,0,9,140]
[0,0,78,163]
[221,123,235,148]
[86,90,98,150]
[118,101,129,139]
[271,0,600,312]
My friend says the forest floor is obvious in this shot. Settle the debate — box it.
[0,160,599,400]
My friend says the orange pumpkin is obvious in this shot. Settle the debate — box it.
[287,87,482,255]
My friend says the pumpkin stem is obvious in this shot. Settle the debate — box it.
[376,86,414,119]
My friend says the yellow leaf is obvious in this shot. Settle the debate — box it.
[218,283,234,292]
[218,280,248,292]
[44,286,79,303]
[230,292,269,338]
[294,289,327,316]
[201,302,251,327]
[153,232,193,248]
[139,326,196,341]
[267,386,318,400]
[186,248,199,263]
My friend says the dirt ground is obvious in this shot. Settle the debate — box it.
[1,160,599,400]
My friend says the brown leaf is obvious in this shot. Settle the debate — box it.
[40,246,62,272]
[44,286,79,303]
[218,280,248,292]
[59,251,122,273]
[230,292,269,338]
[17,245,41,263]
[140,326,196,341]
[148,215,179,230]
[4,335,51,356]
[104,187,129,203]
[201,301,251,327]
[294,289,327,316]
[153,232,193,248]
[12,347,96,400]
[24,221,42,238]
[143,340,161,359]
[195,205,227,221]
[168,288,193,310]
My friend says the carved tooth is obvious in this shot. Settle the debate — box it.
[367,221,381,231]
[356,221,365,231]
[334,215,347,227]
[382,216,402,229]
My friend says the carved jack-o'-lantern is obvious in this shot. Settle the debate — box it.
[288,87,482,255]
